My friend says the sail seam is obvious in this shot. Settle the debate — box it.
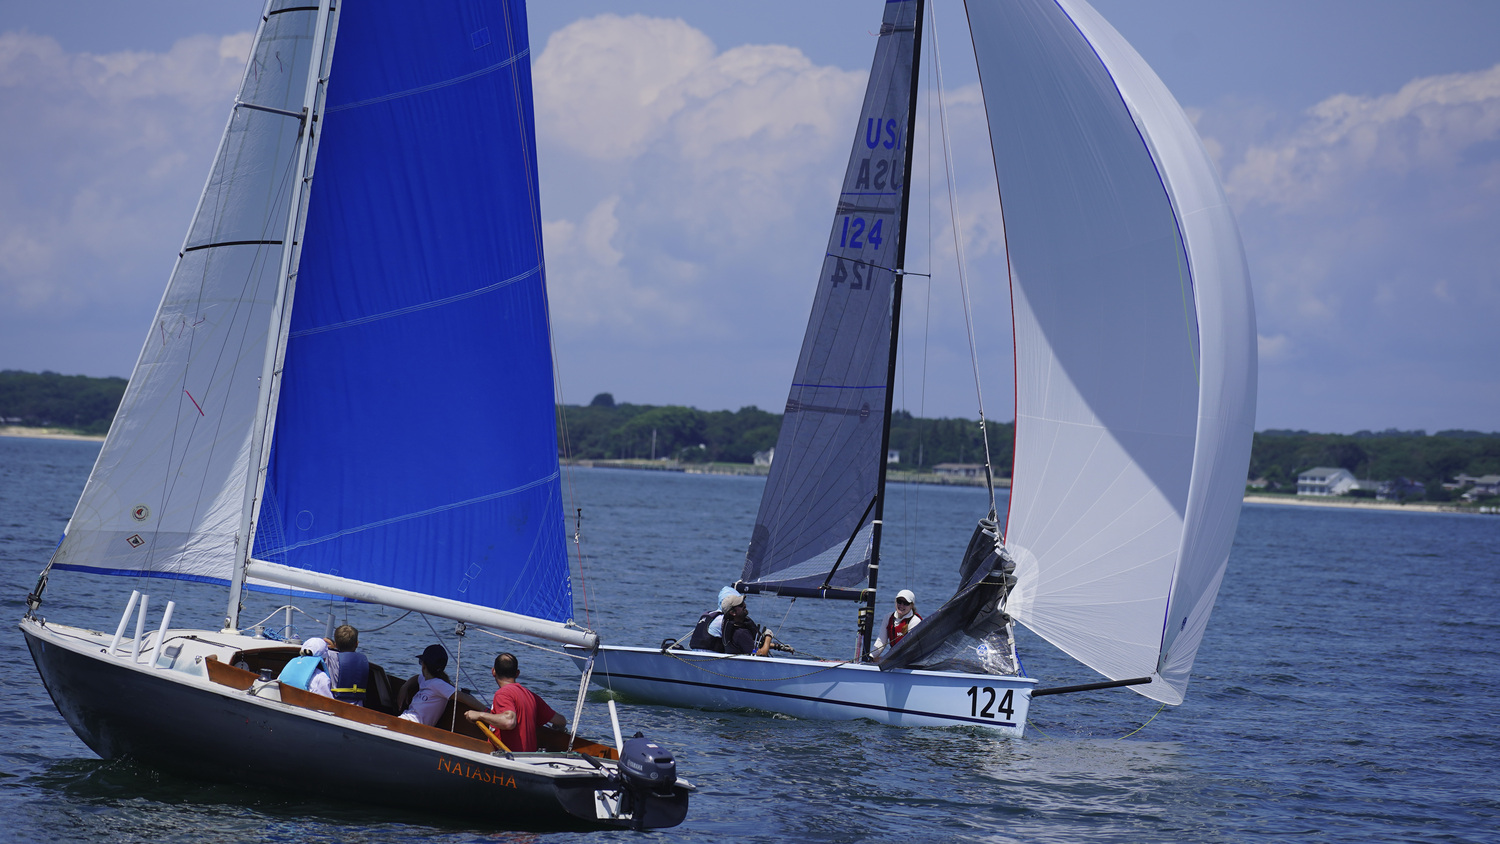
[259,470,559,554]
[324,49,530,113]
[288,265,539,337]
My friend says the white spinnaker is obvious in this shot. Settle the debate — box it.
[49,9,324,584]
[969,0,1254,705]
[1063,0,1257,700]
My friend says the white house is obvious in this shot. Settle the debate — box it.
[753,448,774,467]
[1297,467,1357,496]
[1461,474,1500,501]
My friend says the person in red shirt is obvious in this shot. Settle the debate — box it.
[464,652,564,752]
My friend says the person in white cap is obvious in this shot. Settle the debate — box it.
[688,586,739,652]
[718,592,773,656]
[871,589,921,660]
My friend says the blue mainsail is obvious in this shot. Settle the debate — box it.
[252,0,572,624]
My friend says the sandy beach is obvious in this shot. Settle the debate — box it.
[0,426,104,442]
[1242,493,1467,515]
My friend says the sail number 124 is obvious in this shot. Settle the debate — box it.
[967,686,1015,720]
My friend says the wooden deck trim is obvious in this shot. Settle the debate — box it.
[205,656,618,760]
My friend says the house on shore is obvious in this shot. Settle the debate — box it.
[1297,467,1357,497]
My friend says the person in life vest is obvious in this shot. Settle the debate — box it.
[689,586,739,652]
[277,637,334,697]
[719,593,773,656]
[464,652,565,752]
[330,624,369,706]
[872,589,921,661]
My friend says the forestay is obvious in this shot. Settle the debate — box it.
[742,0,922,593]
[968,0,1255,704]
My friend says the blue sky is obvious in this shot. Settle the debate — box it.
[2,1,1497,434]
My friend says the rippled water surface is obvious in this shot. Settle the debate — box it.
[2,436,1497,842]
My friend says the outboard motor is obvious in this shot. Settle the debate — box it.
[615,733,679,829]
[619,734,677,791]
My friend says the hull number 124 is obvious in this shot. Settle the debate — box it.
[967,686,1015,720]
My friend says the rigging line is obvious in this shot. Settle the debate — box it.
[471,625,577,661]
[930,0,998,518]
[1119,701,1169,740]
[545,258,592,631]
[775,597,797,641]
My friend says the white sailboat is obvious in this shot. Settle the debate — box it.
[20,0,689,830]
[574,0,1256,736]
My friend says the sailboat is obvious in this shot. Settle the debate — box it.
[20,0,689,831]
[572,0,1255,736]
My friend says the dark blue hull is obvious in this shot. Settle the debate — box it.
[22,620,689,831]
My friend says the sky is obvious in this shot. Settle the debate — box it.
[1,1,1497,435]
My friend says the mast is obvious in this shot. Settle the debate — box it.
[857,0,926,662]
[225,0,340,630]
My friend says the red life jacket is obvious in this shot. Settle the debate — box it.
[885,610,921,647]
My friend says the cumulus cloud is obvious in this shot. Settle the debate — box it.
[1208,63,1500,430]
[1227,64,1500,211]
[533,13,880,407]
[0,30,250,333]
[533,15,717,161]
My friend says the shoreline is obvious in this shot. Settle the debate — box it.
[0,426,105,442]
[1241,493,1477,515]
[6,437,1489,514]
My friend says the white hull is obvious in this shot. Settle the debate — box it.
[572,646,1035,736]
[22,618,690,831]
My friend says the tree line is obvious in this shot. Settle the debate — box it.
[0,370,127,435]
[1249,429,1500,500]
[559,396,1016,470]
[6,374,1497,499]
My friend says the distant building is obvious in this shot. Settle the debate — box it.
[1378,477,1426,501]
[887,449,900,464]
[1297,467,1356,496]
[934,463,983,479]
[753,448,774,467]
[1460,474,1500,501]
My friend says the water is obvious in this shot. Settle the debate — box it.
[2,435,1497,842]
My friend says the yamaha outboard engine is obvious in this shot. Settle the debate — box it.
[615,733,679,829]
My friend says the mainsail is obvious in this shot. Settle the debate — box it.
[249,0,572,626]
[969,0,1256,704]
[741,0,922,595]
